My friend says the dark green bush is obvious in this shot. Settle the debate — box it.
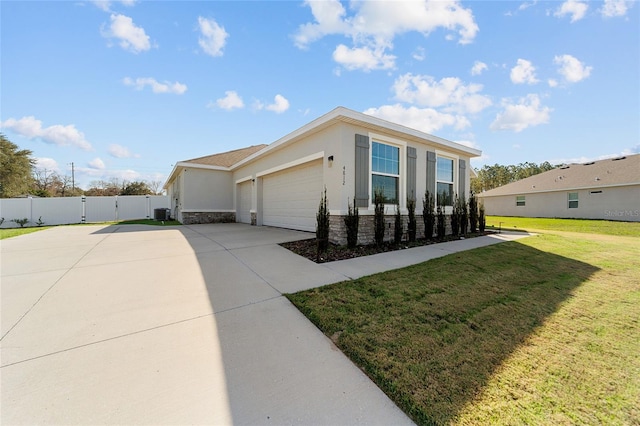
[436,193,446,239]
[394,203,403,245]
[407,196,416,242]
[450,194,460,236]
[469,192,478,233]
[316,188,330,254]
[344,197,359,248]
[459,194,468,236]
[374,188,385,247]
[479,202,486,232]
[423,190,435,239]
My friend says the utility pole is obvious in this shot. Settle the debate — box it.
[70,162,75,193]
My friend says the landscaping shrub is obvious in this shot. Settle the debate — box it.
[316,187,330,254]
[459,194,468,235]
[469,192,478,233]
[374,188,385,247]
[394,203,403,245]
[436,194,446,239]
[479,202,486,232]
[450,194,460,236]
[11,218,29,228]
[407,196,417,242]
[344,197,359,248]
[423,190,435,239]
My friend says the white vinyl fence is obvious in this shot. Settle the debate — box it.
[0,195,169,228]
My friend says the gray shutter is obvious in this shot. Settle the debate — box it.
[458,159,466,197]
[407,147,417,201]
[355,134,370,207]
[426,150,436,197]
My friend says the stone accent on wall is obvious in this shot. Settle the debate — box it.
[329,213,452,245]
[182,211,235,224]
[250,212,257,226]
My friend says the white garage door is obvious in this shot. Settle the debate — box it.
[237,181,252,224]
[262,160,323,232]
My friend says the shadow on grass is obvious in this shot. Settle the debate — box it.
[287,240,600,425]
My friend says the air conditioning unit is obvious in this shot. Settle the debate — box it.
[154,208,170,221]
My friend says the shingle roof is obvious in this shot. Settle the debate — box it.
[183,144,268,168]
[480,154,640,197]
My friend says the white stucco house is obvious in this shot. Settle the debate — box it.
[164,107,481,243]
[478,154,640,222]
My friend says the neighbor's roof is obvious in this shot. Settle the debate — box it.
[182,144,268,168]
[480,154,640,197]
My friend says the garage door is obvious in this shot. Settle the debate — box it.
[237,181,252,224]
[262,160,323,232]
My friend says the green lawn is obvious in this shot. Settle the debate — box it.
[0,226,52,240]
[287,224,639,425]
[486,215,640,237]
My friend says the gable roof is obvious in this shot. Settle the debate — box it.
[182,144,268,168]
[480,154,640,197]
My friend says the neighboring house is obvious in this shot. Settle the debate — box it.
[478,154,640,222]
[164,106,481,243]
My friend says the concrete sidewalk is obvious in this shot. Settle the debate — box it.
[1,223,530,425]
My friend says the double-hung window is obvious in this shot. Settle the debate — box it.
[436,157,454,206]
[568,192,578,208]
[371,141,399,204]
[516,195,526,207]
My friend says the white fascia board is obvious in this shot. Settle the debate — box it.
[180,209,236,213]
[231,107,480,171]
[256,151,324,177]
[163,161,231,189]
[235,175,253,184]
[479,182,640,197]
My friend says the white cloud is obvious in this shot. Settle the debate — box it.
[364,104,470,134]
[198,17,228,57]
[601,0,633,17]
[1,116,93,151]
[92,0,136,12]
[471,61,488,76]
[510,59,539,84]
[392,73,492,114]
[490,94,551,132]
[293,0,478,71]
[548,78,558,87]
[35,157,60,172]
[554,54,592,83]
[266,94,290,114]
[108,143,138,158]
[102,14,151,53]
[332,44,396,72]
[88,158,106,170]
[554,0,589,22]
[123,77,187,94]
[412,47,426,61]
[215,91,245,110]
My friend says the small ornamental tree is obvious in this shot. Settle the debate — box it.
[344,197,359,248]
[469,192,478,233]
[450,194,460,237]
[316,187,330,254]
[436,193,446,239]
[423,190,435,240]
[394,203,403,245]
[407,196,417,242]
[459,193,468,236]
[374,188,385,247]
[479,202,486,232]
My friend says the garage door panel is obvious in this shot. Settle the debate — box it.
[263,160,323,232]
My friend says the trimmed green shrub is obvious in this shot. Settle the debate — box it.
[469,192,478,233]
[374,188,385,247]
[459,194,468,236]
[394,203,403,245]
[407,196,417,242]
[344,197,359,248]
[423,190,435,239]
[450,194,460,236]
[479,202,486,232]
[436,194,446,239]
[12,218,29,228]
[316,187,330,254]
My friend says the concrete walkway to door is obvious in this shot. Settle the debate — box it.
[1,223,530,425]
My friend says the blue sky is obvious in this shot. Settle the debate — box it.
[2,0,638,190]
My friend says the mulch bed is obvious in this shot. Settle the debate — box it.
[280,231,494,263]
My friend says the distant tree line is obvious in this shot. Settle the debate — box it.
[471,161,558,194]
[1,133,163,198]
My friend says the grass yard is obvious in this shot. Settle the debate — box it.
[287,224,639,425]
[486,215,640,237]
[0,226,52,240]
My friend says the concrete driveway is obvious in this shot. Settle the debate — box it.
[1,223,413,425]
